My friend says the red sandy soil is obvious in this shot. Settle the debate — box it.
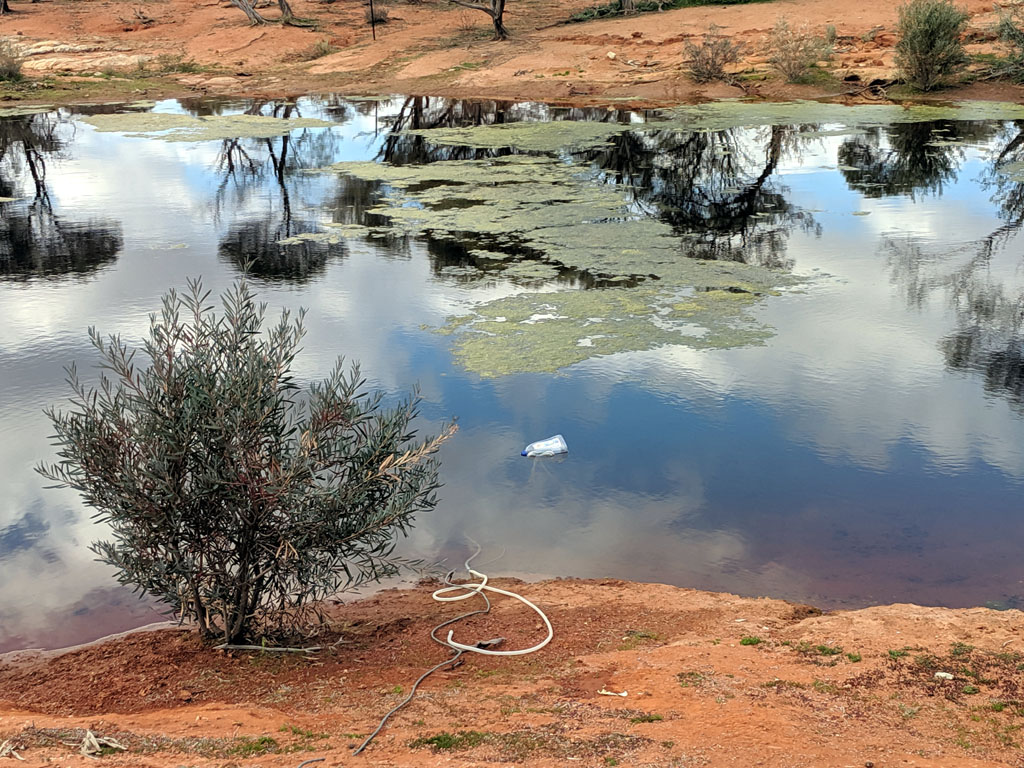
[0,0,1022,105]
[1,578,1023,766]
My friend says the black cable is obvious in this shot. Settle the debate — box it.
[352,547,491,756]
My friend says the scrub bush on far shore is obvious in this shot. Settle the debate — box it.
[0,41,23,82]
[996,3,1024,81]
[38,277,455,645]
[895,0,969,90]
[767,17,834,82]
[684,24,745,83]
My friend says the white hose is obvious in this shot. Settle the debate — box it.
[431,568,553,656]
[353,545,554,756]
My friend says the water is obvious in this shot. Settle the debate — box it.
[2,96,1023,653]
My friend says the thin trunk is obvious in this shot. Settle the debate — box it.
[449,0,509,40]
[490,0,508,40]
[0,0,10,15]
[278,0,294,22]
[229,0,269,25]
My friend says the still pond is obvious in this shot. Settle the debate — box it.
[2,95,1024,652]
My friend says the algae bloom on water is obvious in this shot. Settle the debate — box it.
[80,112,335,142]
[325,118,802,378]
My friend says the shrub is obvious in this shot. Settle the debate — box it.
[996,3,1024,81]
[299,38,339,60]
[0,40,23,82]
[684,24,745,83]
[895,0,969,90]
[767,17,833,83]
[39,278,455,645]
[365,0,389,24]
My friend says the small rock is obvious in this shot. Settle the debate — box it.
[934,671,954,681]
[607,51,616,60]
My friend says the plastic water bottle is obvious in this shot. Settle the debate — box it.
[521,434,568,457]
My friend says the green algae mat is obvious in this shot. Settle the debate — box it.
[322,101,1024,376]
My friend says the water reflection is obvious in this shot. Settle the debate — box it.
[585,125,820,269]
[379,95,635,165]
[216,101,348,282]
[0,112,123,280]
[838,121,999,199]
[880,123,1024,409]
[4,96,1024,653]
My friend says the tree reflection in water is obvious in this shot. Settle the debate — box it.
[878,122,1024,407]
[839,121,1000,199]
[375,98,815,275]
[583,124,821,270]
[216,101,349,282]
[0,111,123,280]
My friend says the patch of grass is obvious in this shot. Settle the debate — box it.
[677,671,708,687]
[812,678,838,694]
[846,652,862,663]
[618,629,663,650]
[228,736,279,757]
[390,684,404,695]
[739,636,762,646]
[762,678,806,690]
[410,731,487,752]
[994,651,1023,667]
[952,642,975,657]
[815,644,842,656]
[138,53,206,76]
[889,648,910,660]
[629,714,664,723]
[963,684,980,694]
[278,724,327,739]
[914,653,939,670]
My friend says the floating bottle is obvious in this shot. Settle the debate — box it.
[521,434,568,457]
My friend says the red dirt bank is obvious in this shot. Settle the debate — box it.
[1,0,1022,106]
[2,578,1023,766]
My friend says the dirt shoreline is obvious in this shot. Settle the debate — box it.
[1,578,1023,766]
[2,0,1024,109]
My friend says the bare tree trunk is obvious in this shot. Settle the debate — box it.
[278,0,294,22]
[490,0,508,39]
[450,0,509,40]
[0,0,11,16]
[229,0,269,25]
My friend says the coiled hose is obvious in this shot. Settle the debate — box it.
[352,543,553,755]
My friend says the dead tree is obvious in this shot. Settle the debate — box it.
[449,0,508,40]
[0,0,11,16]
[228,0,312,26]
